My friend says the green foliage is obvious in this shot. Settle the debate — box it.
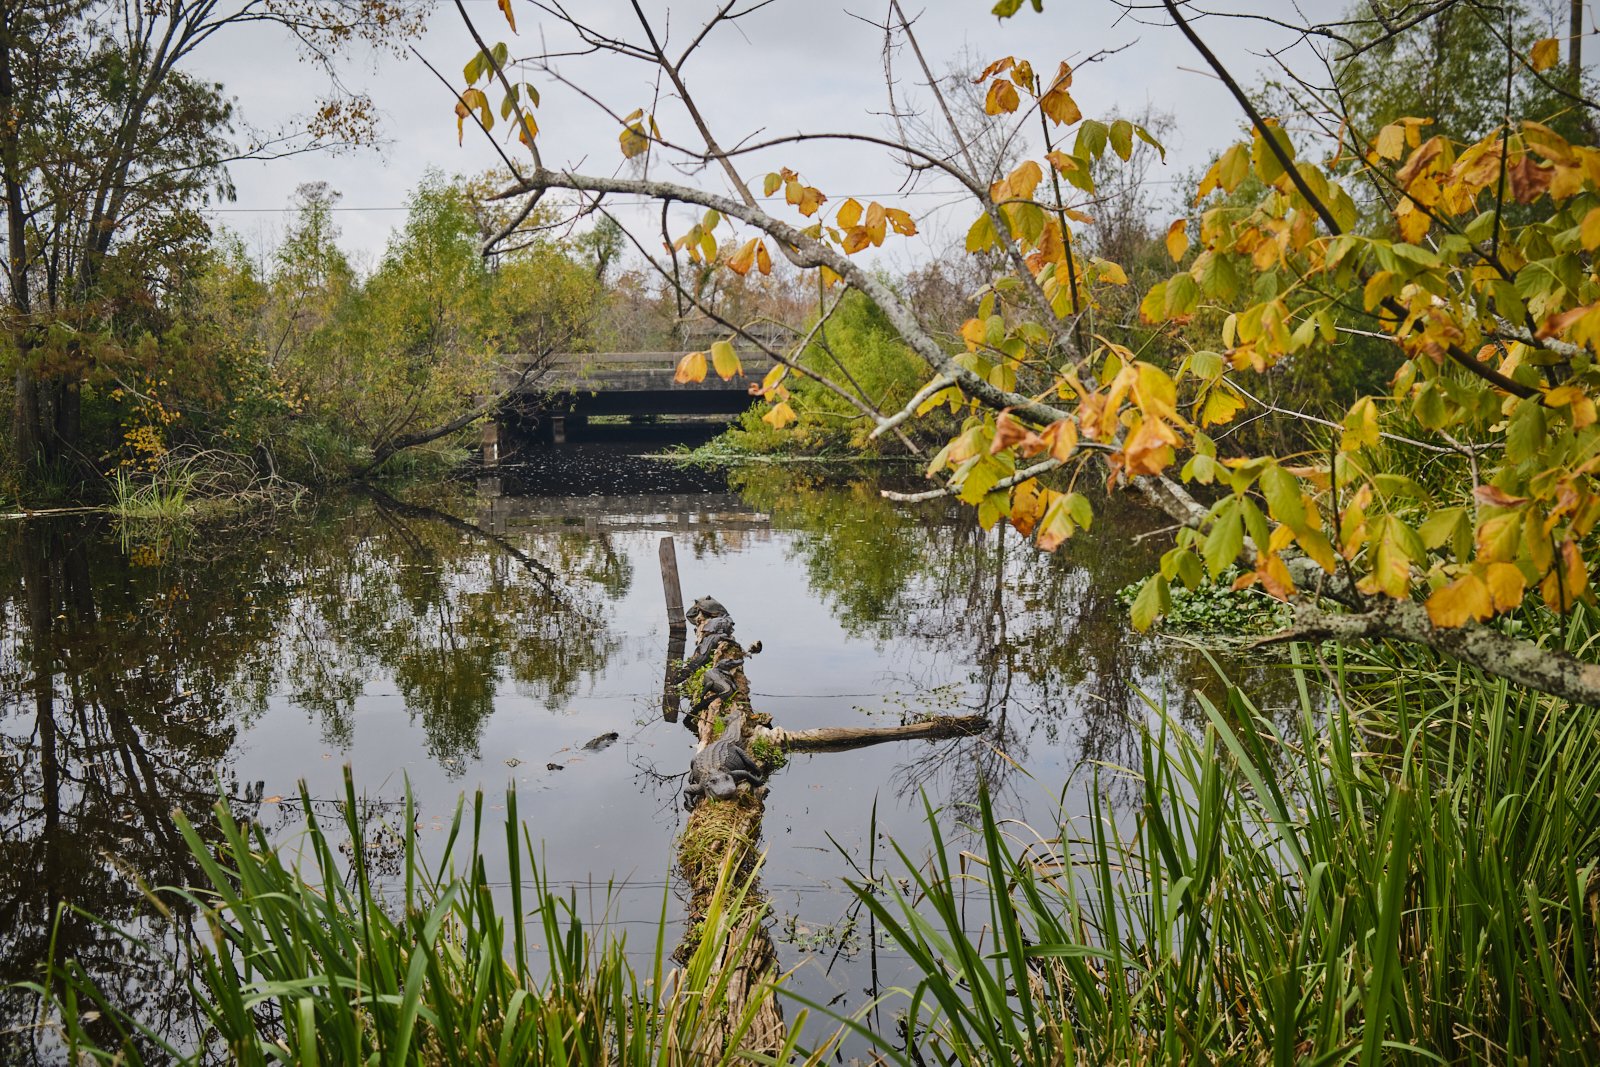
[729,290,942,453]
[1117,566,1290,635]
[747,732,787,770]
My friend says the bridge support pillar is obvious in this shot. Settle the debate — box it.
[481,419,500,466]
[551,414,567,445]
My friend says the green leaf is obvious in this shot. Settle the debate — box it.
[1203,498,1243,577]
[1506,398,1546,463]
[965,213,999,253]
[1109,119,1133,161]
[1134,124,1166,160]
[1259,464,1305,529]
[710,339,742,380]
[1419,507,1466,550]
[1240,497,1271,554]
[1065,491,1092,529]
[1130,574,1170,631]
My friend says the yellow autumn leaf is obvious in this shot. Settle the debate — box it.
[497,0,516,31]
[1426,574,1495,627]
[1039,84,1081,126]
[885,207,918,236]
[763,400,797,428]
[1580,207,1600,250]
[1375,123,1405,161]
[1340,396,1379,451]
[755,240,772,275]
[1200,386,1245,427]
[1541,539,1588,609]
[710,340,743,380]
[727,238,759,276]
[620,121,649,158]
[1096,259,1128,285]
[837,198,863,230]
[1530,37,1560,72]
[673,351,707,384]
[1165,218,1189,262]
[1484,561,1526,612]
[985,78,1020,115]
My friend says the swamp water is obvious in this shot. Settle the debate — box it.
[0,438,1270,1061]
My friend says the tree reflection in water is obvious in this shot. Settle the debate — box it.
[728,465,1285,809]
[0,493,621,1060]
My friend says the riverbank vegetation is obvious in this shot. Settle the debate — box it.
[31,627,1600,1061]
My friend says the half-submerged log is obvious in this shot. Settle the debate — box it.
[668,595,989,1061]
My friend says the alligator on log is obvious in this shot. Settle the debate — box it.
[670,595,989,1060]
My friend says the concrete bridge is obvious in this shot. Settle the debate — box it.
[486,350,757,455]
[525,352,754,415]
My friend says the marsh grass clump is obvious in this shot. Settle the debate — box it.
[792,645,1600,1065]
[748,733,786,771]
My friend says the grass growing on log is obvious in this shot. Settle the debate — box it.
[748,733,787,770]
[677,792,765,888]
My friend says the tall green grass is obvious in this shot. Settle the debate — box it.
[808,646,1600,1064]
[110,465,195,521]
[26,771,815,1065]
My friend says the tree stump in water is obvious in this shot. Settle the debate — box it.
[675,618,787,1058]
[669,596,990,1060]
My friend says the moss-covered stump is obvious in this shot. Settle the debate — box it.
[666,598,987,1060]
[673,626,787,1058]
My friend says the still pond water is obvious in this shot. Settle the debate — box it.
[0,433,1264,1061]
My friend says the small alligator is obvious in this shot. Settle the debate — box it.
[688,658,742,716]
[683,710,767,810]
[676,615,735,680]
[685,595,728,625]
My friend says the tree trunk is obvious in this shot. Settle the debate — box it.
[1572,0,1583,73]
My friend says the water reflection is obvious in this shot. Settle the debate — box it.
[0,445,1273,1060]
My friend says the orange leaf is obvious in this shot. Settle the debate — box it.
[1039,418,1077,461]
[1426,574,1495,628]
[991,410,1034,454]
[1473,484,1528,508]
[985,79,1020,115]
[727,238,759,276]
[1165,218,1189,262]
[1541,538,1588,610]
[497,0,517,30]
[885,207,917,236]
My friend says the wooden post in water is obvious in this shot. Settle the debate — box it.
[660,537,686,722]
[480,419,499,466]
[659,537,685,631]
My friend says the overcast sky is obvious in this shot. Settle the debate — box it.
[178,0,1562,268]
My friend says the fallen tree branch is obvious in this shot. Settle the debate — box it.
[759,714,989,751]
[1258,598,1600,706]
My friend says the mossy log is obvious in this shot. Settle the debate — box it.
[670,603,990,1061]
